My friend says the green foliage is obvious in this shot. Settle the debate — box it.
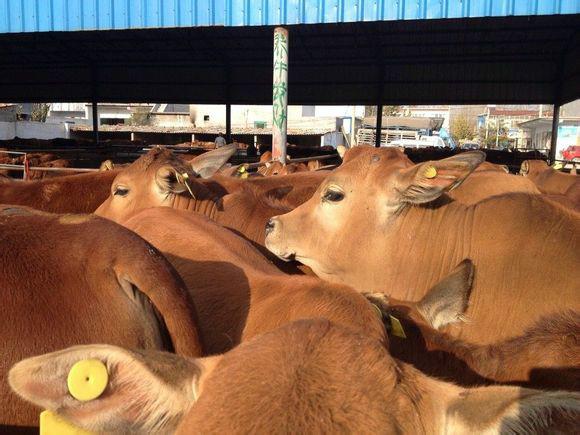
[478,125,509,148]
[30,103,50,122]
[364,106,401,117]
[450,115,476,142]
[129,108,150,126]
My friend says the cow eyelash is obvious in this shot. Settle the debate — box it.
[113,186,129,197]
[322,189,345,203]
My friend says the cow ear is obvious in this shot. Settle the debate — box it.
[444,386,580,434]
[190,144,237,178]
[156,166,188,194]
[416,259,474,329]
[395,151,485,204]
[9,344,207,433]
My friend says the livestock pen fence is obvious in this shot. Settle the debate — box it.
[0,148,339,179]
[0,150,97,180]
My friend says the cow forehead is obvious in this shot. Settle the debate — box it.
[118,149,190,181]
[329,149,410,187]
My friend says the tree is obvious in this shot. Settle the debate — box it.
[129,107,150,126]
[364,106,401,117]
[30,103,50,122]
[450,115,476,143]
[478,124,509,149]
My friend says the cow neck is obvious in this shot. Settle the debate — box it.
[171,192,219,221]
[416,325,501,382]
[377,201,475,300]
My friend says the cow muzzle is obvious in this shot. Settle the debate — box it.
[265,218,278,236]
[265,217,294,261]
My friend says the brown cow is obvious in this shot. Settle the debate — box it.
[520,159,580,209]
[0,169,119,213]
[206,170,329,208]
[475,161,510,173]
[258,160,309,176]
[343,147,539,205]
[95,147,326,245]
[520,159,578,195]
[0,206,202,429]
[124,207,579,392]
[364,263,579,391]
[10,320,580,434]
[265,149,580,345]
[123,207,386,354]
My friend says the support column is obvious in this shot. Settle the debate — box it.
[375,105,383,148]
[226,103,232,144]
[272,27,289,164]
[549,104,561,164]
[350,106,356,147]
[91,65,99,145]
[375,60,384,148]
[92,101,99,145]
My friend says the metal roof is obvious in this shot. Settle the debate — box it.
[0,2,578,107]
[1,14,578,105]
[1,0,578,33]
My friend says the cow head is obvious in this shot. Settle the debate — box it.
[95,146,235,223]
[10,320,579,434]
[265,147,484,282]
[519,159,549,178]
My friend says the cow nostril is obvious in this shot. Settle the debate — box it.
[265,219,277,236]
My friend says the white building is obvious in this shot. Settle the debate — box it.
[400,105,450,129]
[518,117,580,158]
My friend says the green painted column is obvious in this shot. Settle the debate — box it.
[272,27,289,163]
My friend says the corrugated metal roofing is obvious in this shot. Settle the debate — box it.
[1,0,579,33]
[1,14,578,105]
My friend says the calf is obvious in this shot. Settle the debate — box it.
[265,148,580,345]
[0,170,119,213]
[520,159,578,195]
[10,320,580,434]
[365,261,579,391]
[96,147,327,245]
[123,207,386,354]
[0,206,202,428]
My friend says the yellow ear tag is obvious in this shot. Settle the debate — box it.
[552,162,563,170]
[40,410,94,435]
[67,359,108,402]
[238,166,246,173]
[241,172,249,179]
[389,315,407,339]
[424,165,437,179]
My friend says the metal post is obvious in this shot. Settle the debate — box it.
[226,103,232,144]
[90,65,99,145]
[549,104,561,164]
[272,27,289,164]
[350,106,356,147]
[92,101,99,145]
[375,105,383,148]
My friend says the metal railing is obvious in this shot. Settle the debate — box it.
[0,150,98,180]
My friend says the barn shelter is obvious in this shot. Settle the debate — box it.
[0,1,578,161]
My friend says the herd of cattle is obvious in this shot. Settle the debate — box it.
[0,144,579,433]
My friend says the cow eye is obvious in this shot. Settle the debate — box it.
[322,189,344,202]
[114,186,129,197]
